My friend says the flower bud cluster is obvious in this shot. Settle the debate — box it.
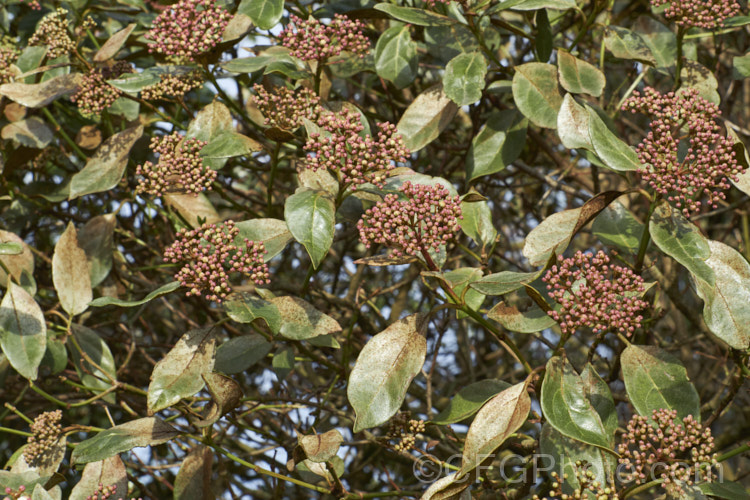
[141,70,203,101]
[304,109,409,189]
[358,181,462,258]
[3,485,27,500]
[617,409,717,495]
[651,0,740,29]
[280,14,369,62]
[71,61,134,119]
[252,84,322,131]
[0,38,19,85]
[135,133,213,196]
[532,461,619,500]
[146,0,231,62]
[28,8,75,59]
[85,483,143,500]
[543,251,647,336]
[622,87,743,217]
[164,221,270,302]
[23,410,62,466]
[387,412,426,452]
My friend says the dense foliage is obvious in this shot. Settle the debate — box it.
[2,0,750,498]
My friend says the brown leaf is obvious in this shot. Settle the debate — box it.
[76,125,102,150]
[573,190,625,235]
[3,102,26,122]
[69,456,127,500]
[193,373,243,427]
[93,24,136,62]
[52,222,92,316]
[174,445,213,500]
[0,230,34,289]
[298,430,344,463]
[354,254,419,266]
[0,73,82,108]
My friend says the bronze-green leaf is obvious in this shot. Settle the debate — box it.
[69,125,143,199]
[71,417,180,465]
[348,314,427,432]
[147,326,218,414]
[457,379,531,479]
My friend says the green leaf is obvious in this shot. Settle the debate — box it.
[271,296,342,341]
[432,379,511,424]
[621,344,701,421]
[444,52,487,106]
[221,56,273,74]
[557,93,593,150]
[693,240,750,350]
[469,270,540,295]
[70,125,143,199]
[215,334,272,374]
[0,242,22,255]
[540,356,615,450]
[460,197,498,250]
[89,281,181,308]
[603,26,655,64]
[698,481,750,499]
[200,132,263,161]
[580,364,617,438]
[397,84,458,152]
[591,201,644,254]
[457,380,531,479]
[649,201,714,286]
[224,294,281,333]
[0,282,46,380]
[71,417,180,465]
[174,446,213,500]
[587,107,641,171]
[734,52,750,79]
[0,73,81,108]
[147,326,218,414]
[284,188,336,269]
[488,301,556,333]
[68,325,117,399]
[466,110,527,181]
[272,346,295,380]
[348,314,427,432]
[512,62,563,129]
[680,60,720,104]
[70,456,128,500]
[375,26,418,90]
[557,50,605,97]
[107,70,161,93]
[635,16,676,70]
[535,10,552,62]
[52,222,92,316]
[539,424,617,497]
[238,0,283,30]
[78,214,116,288]
[374,3,453,26]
